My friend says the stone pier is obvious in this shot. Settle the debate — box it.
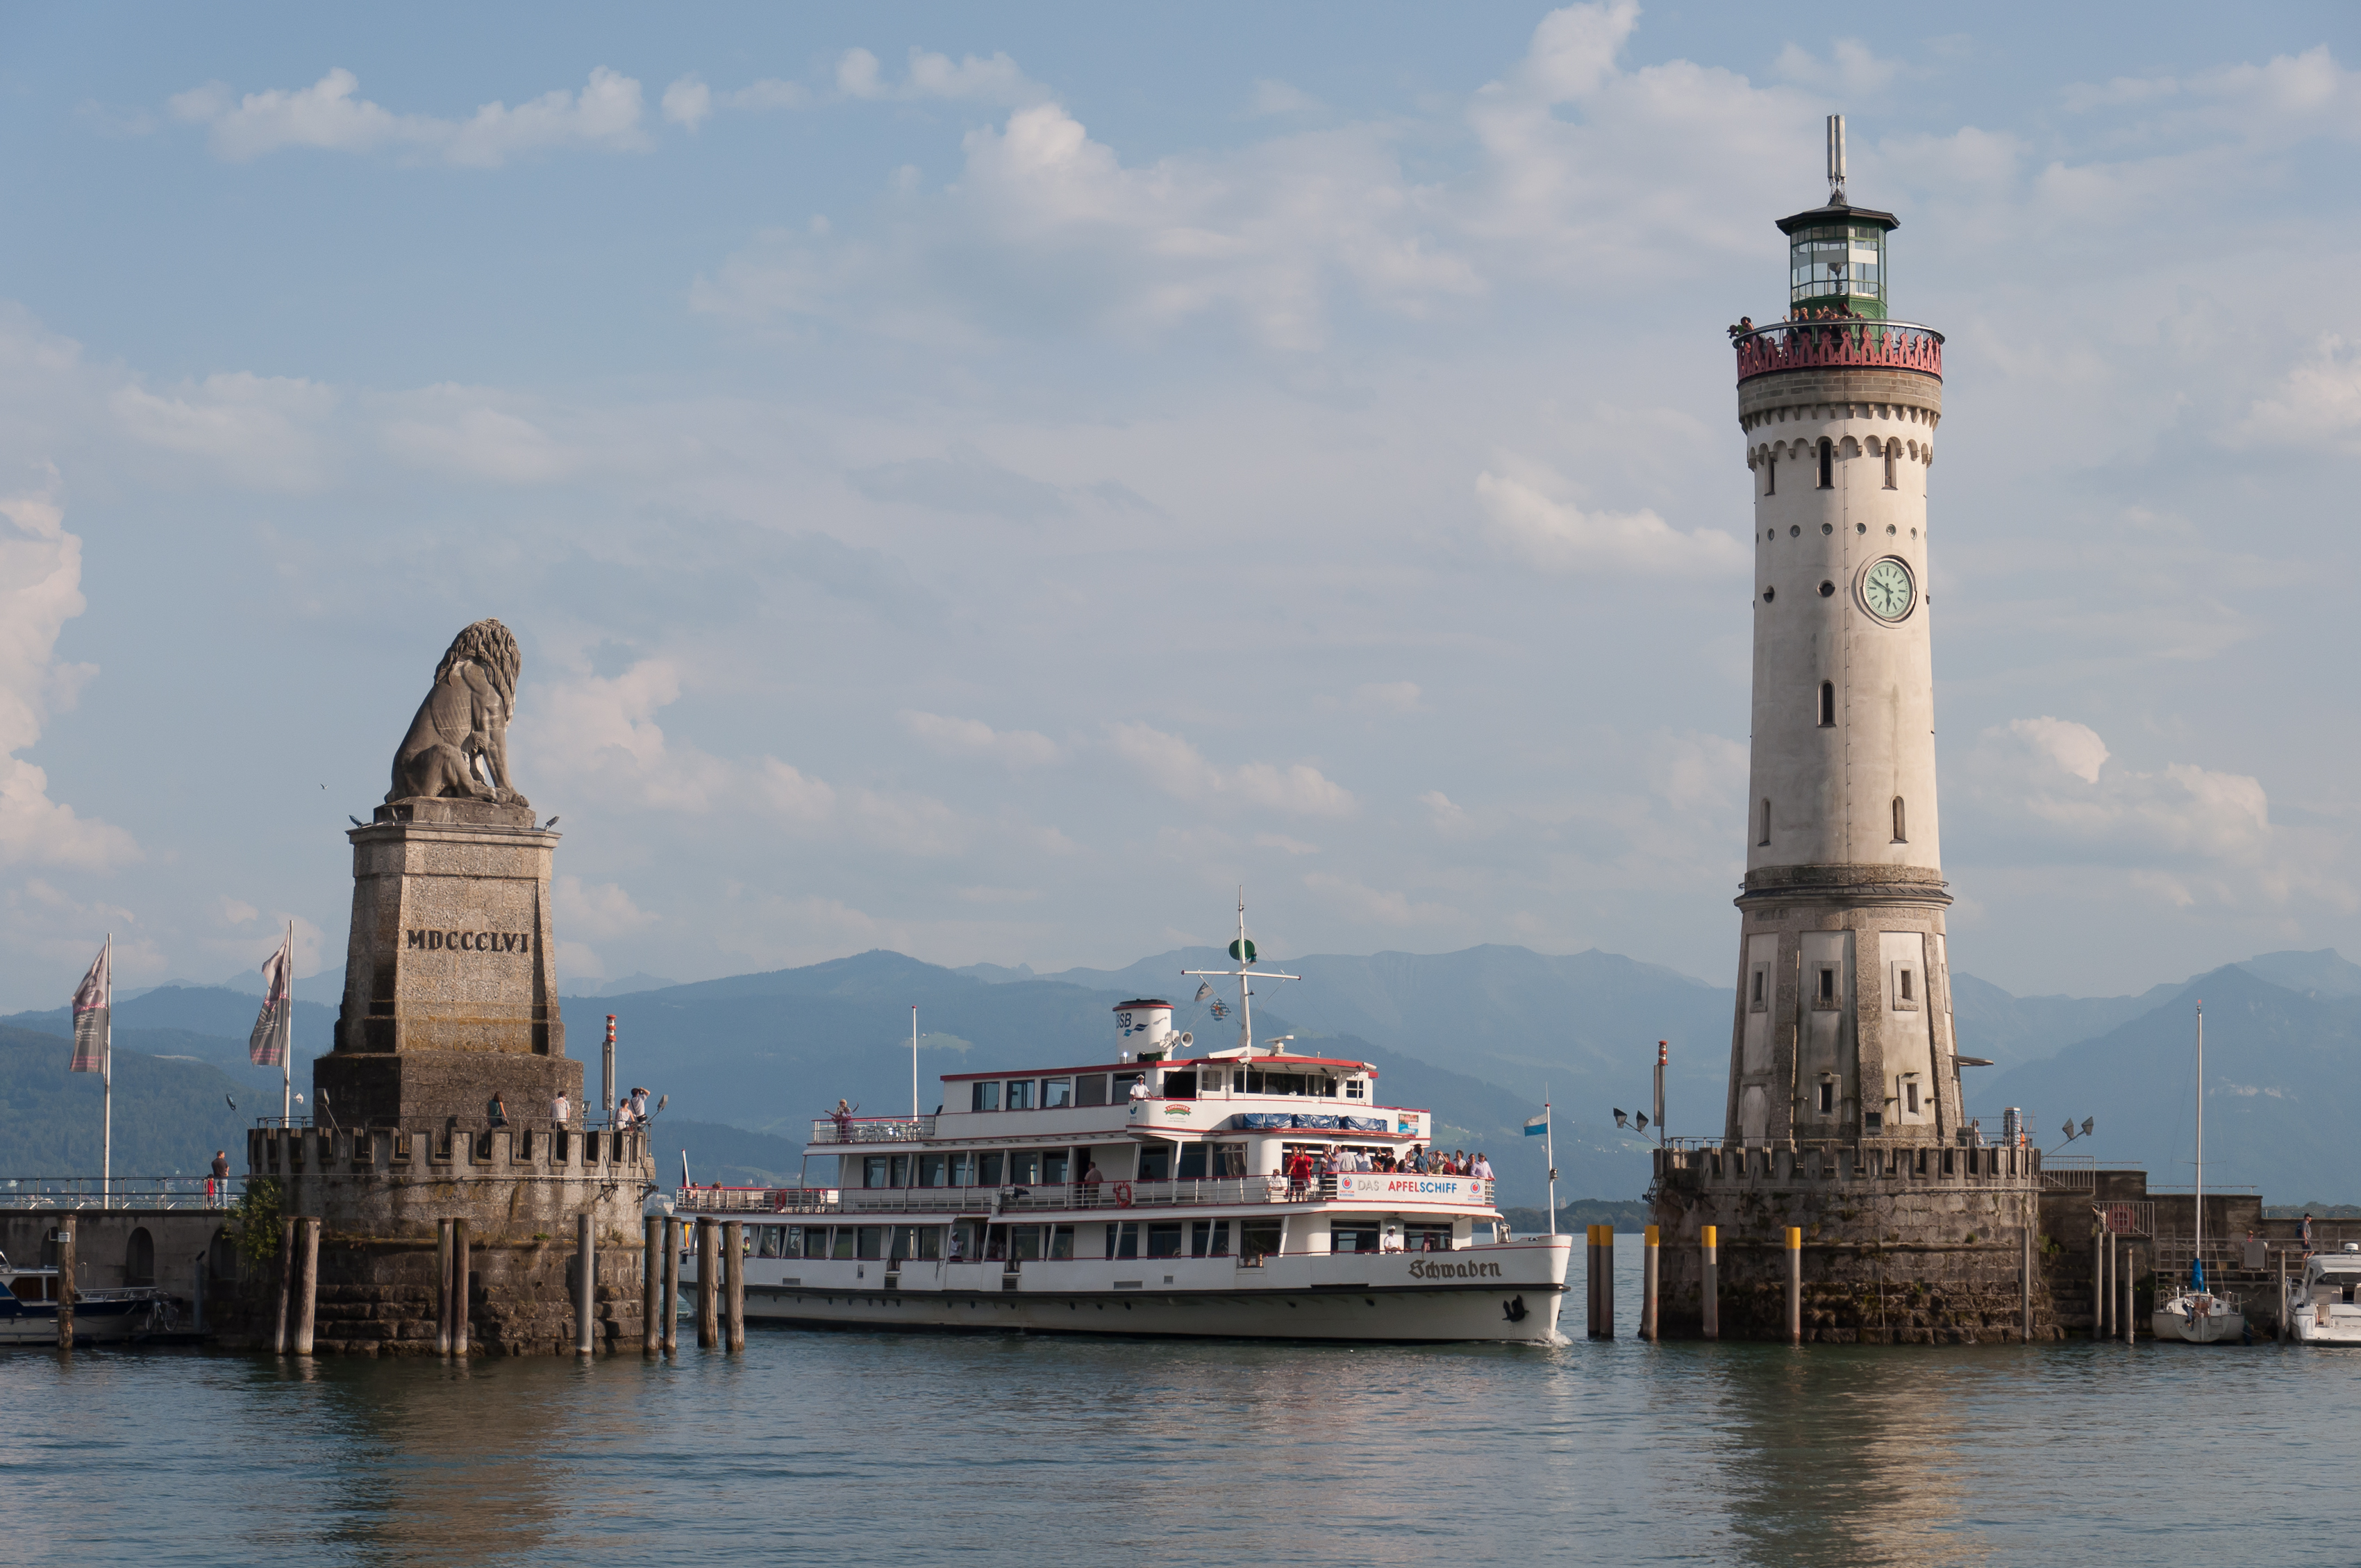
[1651,1141,2055,1342]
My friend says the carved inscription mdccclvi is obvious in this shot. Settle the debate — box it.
[406,929,532,953]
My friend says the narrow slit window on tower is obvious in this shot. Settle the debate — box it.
[1899,968,1915,1003]
[1818,1081,1835,1115]
[1751,969,1765,1008]
[1892,795,1908,842]
[1817,966,1836,1003]
[1905,1080,1921,1114]
[1758,799,1771,846]
[1817,681,1835,727]
[1817,438,1833,489]
[1765,457,1776,496]
[1883,449,1897,489]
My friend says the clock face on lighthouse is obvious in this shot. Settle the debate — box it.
[1861,557,1915,620]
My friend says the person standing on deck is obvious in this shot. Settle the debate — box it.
[208,1150,230,1204]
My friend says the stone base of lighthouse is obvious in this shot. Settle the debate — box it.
[1649,1143,2058,1343]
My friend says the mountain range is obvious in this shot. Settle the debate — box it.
[6,944,2359,1204]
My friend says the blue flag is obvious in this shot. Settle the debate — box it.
[1524,1113,1549,1137]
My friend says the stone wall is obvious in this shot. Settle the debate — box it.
[1651,1143,2055,1343]
[220,1123,654,1355]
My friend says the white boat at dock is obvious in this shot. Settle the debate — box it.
[676,921,1569,1344]
[2285,1245,2361,1345]
[2151,1000,2245,1344]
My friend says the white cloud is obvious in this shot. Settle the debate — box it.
[1772,40,1907,96]
[1475,471,1747,576]
[378,391,581,483]
[110,372,338,490]
[2235,336,2361,451]
[528,658,733,812]
[662,74,712,131]
[900,710,1061,767]
[1417,790,1470,832]
[0,490,137,872]
[836,47,1044,106]
[1302,870,1457,926]
[1110,722,1355,817]
[1247,79,1323,118]
[1349,682,1424,715]
[2008,717,2110,785]
[1965,719,2284,876]
[555,875,658,940]
[170,67,649,167]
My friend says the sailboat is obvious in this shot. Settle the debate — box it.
[2152,1000,2245,1344]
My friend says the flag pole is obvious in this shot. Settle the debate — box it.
[101,931,112,1210]
[281,920,293,1126]
[910,1005,919,1126]
[1544,1085,1557,1237]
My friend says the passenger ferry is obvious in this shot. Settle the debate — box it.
[678,998,1570,1343]
[2285,1245,2361,1345]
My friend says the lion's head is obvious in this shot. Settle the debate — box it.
[434,619,521,703]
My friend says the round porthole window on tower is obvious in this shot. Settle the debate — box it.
[1819,580,1835,597]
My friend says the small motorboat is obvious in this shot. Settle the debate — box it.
[0,1253,171,1346]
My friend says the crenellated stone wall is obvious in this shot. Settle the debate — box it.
[1651,1142,2055,1343]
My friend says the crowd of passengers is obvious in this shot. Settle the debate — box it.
[1283,1144,1494,1185]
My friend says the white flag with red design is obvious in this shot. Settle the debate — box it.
[249,931,294,1067]
[69,942,108,1072]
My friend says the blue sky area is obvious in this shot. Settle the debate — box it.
[0,2,2355,1008]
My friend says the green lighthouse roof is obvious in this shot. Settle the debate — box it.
[1774,200,1899,236]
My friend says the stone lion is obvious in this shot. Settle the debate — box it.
[387,619,531,808]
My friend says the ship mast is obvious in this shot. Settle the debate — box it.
[1182,888,1298,1056]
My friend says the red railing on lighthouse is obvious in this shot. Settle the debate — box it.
[1735,320,1943,383]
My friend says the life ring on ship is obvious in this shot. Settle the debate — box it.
[769,1189,790,1212]
[1112,1181,1135,1208]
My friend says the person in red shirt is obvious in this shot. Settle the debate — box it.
[1285,1148,1314,1199]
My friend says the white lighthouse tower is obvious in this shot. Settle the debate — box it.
[1726,116,1957,1150]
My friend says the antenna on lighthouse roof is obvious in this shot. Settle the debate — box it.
[1827,113,1846,203]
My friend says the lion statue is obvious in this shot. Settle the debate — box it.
[387,619,531,808]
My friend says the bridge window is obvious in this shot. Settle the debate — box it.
[971,1081,999,1112]
[1005,1079,1036,1111]
[1043,1077,1073,1108]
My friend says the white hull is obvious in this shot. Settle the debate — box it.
[2151,1294,2244,1344]
[689,1240,1571,1344]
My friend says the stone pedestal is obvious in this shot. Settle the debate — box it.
[1651,1142,2055,1343]
[322,797,572,1127]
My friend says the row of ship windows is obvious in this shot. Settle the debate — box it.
[970,1069,1364,1110]
[731,1218,1458,1264]
[1756,794,1907,845]
[860,1143,1253,1187]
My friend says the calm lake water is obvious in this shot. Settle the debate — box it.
[5,1237,2355,1566]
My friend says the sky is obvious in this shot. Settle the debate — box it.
[0,1,2358,1012]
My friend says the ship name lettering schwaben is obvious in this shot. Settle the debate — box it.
[1409,1259,1505,1281]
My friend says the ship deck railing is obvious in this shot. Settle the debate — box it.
[675,1174,1498,1217]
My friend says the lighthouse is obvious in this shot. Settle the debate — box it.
[1650,120,2051,1342]
[1726,115,1955,1150]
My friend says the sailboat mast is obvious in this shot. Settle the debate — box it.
[2194,1001,2204,1267]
